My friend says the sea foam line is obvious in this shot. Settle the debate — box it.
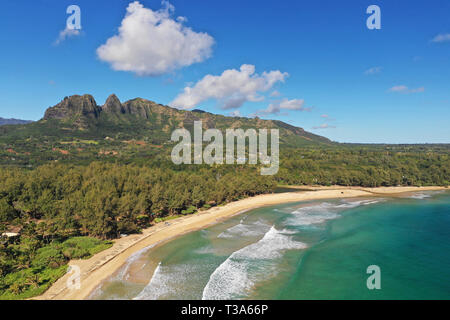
[285,199,383,227]
[114,244,156,281]
[202,226,307,300]
[133,262,162,300]
[217,219,269,239]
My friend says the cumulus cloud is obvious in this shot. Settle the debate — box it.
[389,85,408,92]
[431,33,450,43]
[250,98,310,117]
[229,110,241,117]
[170,64,288,109]
[259,98,310,114]
[312,123,336,130]
[388,85,425,94]
[364,66,382,75]
[54,27,80,45]
[96,1,214,76]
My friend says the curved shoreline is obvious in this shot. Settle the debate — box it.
[33,186,447,300]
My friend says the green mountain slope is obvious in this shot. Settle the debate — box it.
[39,94,331,144]
[0,94,332,166]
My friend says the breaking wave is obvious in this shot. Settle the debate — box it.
[217,219,269,239]
[285,202,340,227]
[202,226,307,300]
[408,193,432,199]
[285,199,383,227]
[133,262,163,300]
[133,261,212,300]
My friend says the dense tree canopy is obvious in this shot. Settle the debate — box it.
[0,144,448,299]
[276,146,449,187]
[0,162,275,298]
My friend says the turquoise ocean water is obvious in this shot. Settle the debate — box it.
[90,190,450,300]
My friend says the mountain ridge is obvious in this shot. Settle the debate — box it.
[41,94,332,145]
[0,117,33,126]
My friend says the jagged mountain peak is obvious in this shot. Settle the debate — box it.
[39,93,331,145]
[43,94,100,120]
[102,94,124,114]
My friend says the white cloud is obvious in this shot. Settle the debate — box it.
[263,98,308,114]
[388,85,425,94]
[364,66,382,75]
[54,27,80,45]
[313,123,336,130]
[270,90,281,97]
[252,98,310,116]
[229,110,241,117]
[389,85,408,92]
[96,1,214,76]
[170,64,288,109]
[431,33,450,43]
[320,114,335,121]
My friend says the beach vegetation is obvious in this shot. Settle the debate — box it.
[0,236,112,299]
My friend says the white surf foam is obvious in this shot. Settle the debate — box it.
[361,199,385,205]
[114,244,155,281]
[285,202,341,227]
[133,261,210,300]
[202,226,307,300]
[408,193,432,199]
[133,262,162,300]
[285,199,382,227]
[217,219,269,239]
[338,199,384,208]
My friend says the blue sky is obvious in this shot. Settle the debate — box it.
[0,0,449,143]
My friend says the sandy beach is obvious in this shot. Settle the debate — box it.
[33,185,447,300]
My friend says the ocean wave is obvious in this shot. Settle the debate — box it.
[114,244,156,281]
[217,219,269,239]
[133,262,162,300]
[408,193,432,199]
[284,199,382,227]
[202,226,307,300]
[361,199,385,205]
[133,261,211,300]
[338,199,384,208]
[285,202,341,227]
[403,190,446,199]
[193,245,214,255]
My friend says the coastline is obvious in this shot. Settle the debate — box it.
[33,185,447,300]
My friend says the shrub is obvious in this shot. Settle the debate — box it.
[31,246,65,271]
